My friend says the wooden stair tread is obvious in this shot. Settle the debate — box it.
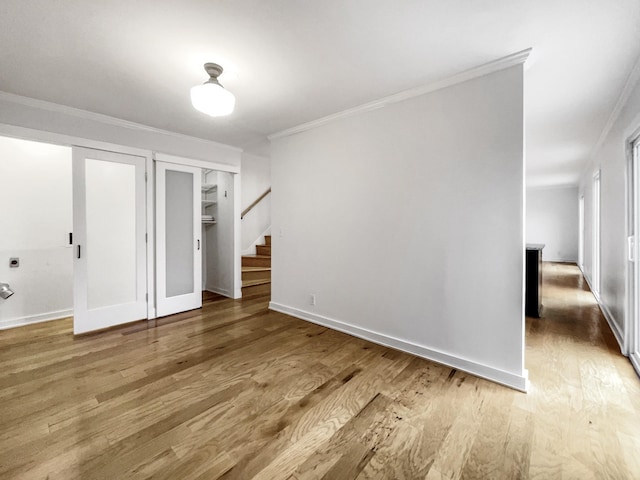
[242,254,271,259]
[242,279,271,287]
[241,266,271,272]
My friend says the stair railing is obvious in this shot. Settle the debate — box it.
[241,187,271,219]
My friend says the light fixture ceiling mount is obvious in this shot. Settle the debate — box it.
[191,62,235,117]
[203,62,224,80]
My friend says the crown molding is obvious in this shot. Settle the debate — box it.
[583,51,640,178]
[0,91,243,153]
[269,48,532,141]
[526,183,579,191]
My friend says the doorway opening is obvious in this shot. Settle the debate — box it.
[155,160,238,319]
[0,135,73,330]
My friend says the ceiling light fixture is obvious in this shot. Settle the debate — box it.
[191,63,235,117]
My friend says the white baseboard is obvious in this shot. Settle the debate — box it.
[578,268,625,353]
[269,302,529,392]
[0,309,73,330]
[205,286,233,298]
[581,269,603,303]
[599,302,625,354]
[546,258,577,264]
[630,352,640,379]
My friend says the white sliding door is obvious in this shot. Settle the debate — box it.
[156,162,202,317]
[73,147,147,334]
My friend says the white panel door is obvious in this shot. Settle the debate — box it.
[73,147,147,334]
[156,162,202,317]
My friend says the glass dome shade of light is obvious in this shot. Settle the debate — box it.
[191,63,236,117]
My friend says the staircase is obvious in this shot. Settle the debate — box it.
[241,235,271,297]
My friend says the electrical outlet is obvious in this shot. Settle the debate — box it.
[309,294,316,306]
[9,258,19,268]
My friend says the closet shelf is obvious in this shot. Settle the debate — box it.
[201,184,217,193]
[202,200,217,207]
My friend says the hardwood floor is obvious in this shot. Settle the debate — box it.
[0,263,639,479]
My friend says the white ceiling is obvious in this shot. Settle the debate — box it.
[1,1,639,186]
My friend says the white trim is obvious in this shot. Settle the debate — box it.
[526,184,579,192]
[581,266,626,353]
[269,302,529,392]
[269,49,532,141]
[232,174,243,300]
[146,155,156,320]
[155,152,240,174]
[543,258,578,264]
[0,309,73,330]
[590,53,640,161]
[579,263,587,277]
[625,119,640,147]
[582,268,600,302]
[600,302,625,354]
[592,171,601,297]
[630,352,640,378]
[625,132,640,359]
[205,287,233,298]
[624,134,634,357]
[579,194,585,270]
[0,123,152,157]
[0,91,242,154]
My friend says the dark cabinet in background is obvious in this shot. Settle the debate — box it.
[525,244,544,317]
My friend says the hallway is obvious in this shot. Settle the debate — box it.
[523,262,640,478]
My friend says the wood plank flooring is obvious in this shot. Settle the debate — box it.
[0,262,639,479]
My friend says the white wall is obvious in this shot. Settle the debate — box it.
[579,65,640,349]
[241,152,271,253]
[270,64,527,390]
[526,186,579,263]
[0,136,73,328]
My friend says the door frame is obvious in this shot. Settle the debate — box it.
[578,194,584,270]
[592,170,601,299]
[155,153,242,300]
[626,127,640,374]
